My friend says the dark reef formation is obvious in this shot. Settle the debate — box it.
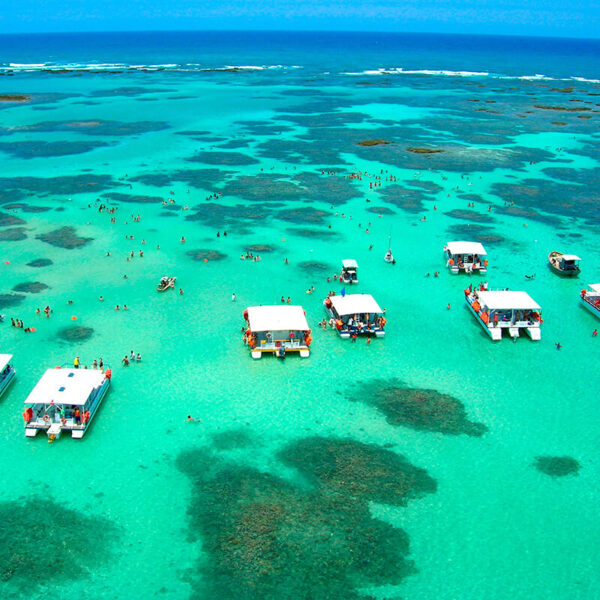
[26,258,53,268]
[177,436,436,600]
[349,379,488,437]
[534,456,581,477]
[186,249,227,262]
[0,496,117,591]
[36,226,93,249]
[57,326,94,342]
[12,282,49,293]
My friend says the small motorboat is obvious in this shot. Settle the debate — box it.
[384,235,394,263]
[157,276,176,291]
[548,252,581,277]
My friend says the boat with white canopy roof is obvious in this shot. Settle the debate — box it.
[243,305,311,359]
[444,241,488,274]
[580,284,600,318]
[466,289,542,340]
[0,354,16,399]
[548,251,581,277]
[324,293,386,338]
[23,367,111,441]
[340,259,359,284]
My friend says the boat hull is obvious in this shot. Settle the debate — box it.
[581,297,600,319]
[548,263,580,277]
[0,367,15,399]
[466,297,501,340]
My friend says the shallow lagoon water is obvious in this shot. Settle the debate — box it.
[0,31,599,599]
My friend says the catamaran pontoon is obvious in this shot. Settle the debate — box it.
[243,305,311,359]
[341,259,359,284]
[444,241,488,274]
[324,293,386,338]
[466,289,542,341]
[23,367,111,441]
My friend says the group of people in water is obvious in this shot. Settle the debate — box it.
[122,351,142,366]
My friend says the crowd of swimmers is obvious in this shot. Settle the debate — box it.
[122,351,142,366]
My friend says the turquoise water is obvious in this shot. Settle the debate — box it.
[0,31,599,599]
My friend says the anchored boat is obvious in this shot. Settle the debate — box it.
[0,354,16,399]
[548,252,581,277]
[243,305,311,359]
[384,236,394,263]
[341,259,359,284]
[157,276,176,291]
[580,284,600,318]
[466,289,542,341]
[23,367,111,441]
[444,241,488,274]
[324,293,386,338]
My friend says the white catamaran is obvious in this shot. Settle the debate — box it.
[23,367,112,441]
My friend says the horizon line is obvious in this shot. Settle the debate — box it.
[0,28,598,42]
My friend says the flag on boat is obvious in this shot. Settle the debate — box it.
[340,287,346,297]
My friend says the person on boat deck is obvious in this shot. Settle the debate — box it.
[74,408,81,425]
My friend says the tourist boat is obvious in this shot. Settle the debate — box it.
[243,305,311,359]
[341,259,359,284]
[384,236,394,263]
[580,284,600,318]
[23,367,111,441]
[157,276,176,291]
[548,252,581,277]
[0,354,16,399]
[323,293,386,338]
[466,289,542,341]
[444,241,488,274]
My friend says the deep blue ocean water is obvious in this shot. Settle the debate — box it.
[0,30,599,600]
[0,30,599,79]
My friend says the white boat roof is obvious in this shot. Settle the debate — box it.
[561,254,581,261]
[24,368,106,406]
[477,291,541,311]
[342,259,358,269]
[589,283,600,293]
[446,241,487,256]
[330,294,383,315]
[246,305,309,332]
[0,354,13,371]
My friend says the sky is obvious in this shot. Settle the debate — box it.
[0,0,598,38]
